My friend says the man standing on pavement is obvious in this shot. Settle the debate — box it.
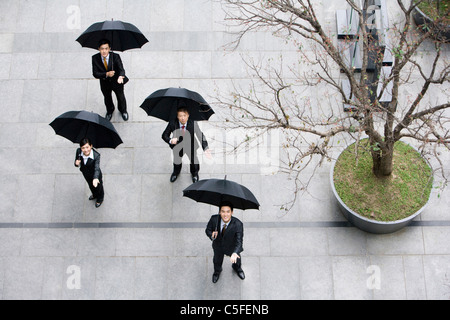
[205,202,245,283]
[92,39,129,121]
[162,105,211,183]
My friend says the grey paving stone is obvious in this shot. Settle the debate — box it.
[41,257,65,300]
[327,228,367,256]
[423,255,450,300]
[370,255,407,300]
[269,228,328,257]
[173,228,209,257]
[0,1,18,33]
[403,255,427,300]
[21,228,77,257]
[10,53,40,80]
[260,257,301,300]
[244,228,271,257]
[423,227,450,255]
[204,256,244,300]
[0,123,37,148]
[332,256,373,300]
[140,174,174,222]
[0,258,4,299]
[150,0,184,32]
[134,257,169,300]
[0,175,18,222]
[0,0,449,302]
[61,257,97,300]
[299,256,334,300]
[94,257,135,300]
[183,0,212,32]
[366,227,425,255]
[76,228,117,257]
[15,0,47,33]
[14,175,56,222]
[101,174,142,221]
[0,229,22,257]
[115,228,174,257]
[50,80,88,118]
[20,80,53,123]
[133,147,172,174]
[0,80,23,123]
[167,257,209,300]
[2,257,46,299]
[51,174,86,222]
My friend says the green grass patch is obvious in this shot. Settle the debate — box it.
[333,140,433,222]
[416,0,450,21]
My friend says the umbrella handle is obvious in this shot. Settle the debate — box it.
[81,121,90,144]
[110,19,115,71]
[110,50,114,71]
[216,214,220,232]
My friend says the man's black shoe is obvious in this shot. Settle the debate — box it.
[234,269,245,280]
[212,272,221,283]
[170,173,178,183]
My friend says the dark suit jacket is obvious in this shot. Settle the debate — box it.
[92,52,127,84]
[162,119,209,152]
[74,148,102,180]
[205,215,244,256]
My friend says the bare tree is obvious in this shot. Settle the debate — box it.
[214,0,449,206]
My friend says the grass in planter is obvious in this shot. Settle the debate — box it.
[333,140,433,222]
[416,0,450,21]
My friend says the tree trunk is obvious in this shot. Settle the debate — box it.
[371,142,394,177]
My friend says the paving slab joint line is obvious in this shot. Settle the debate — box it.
[1,221,450,229]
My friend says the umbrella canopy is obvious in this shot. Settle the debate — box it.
[140,87,215,122]
[49,110,123,149]
[76,20,148,52]
[183,177,260,211]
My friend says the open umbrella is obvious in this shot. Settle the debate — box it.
[140,87,215,122]
[49,110,123,149]
[182,176,260,211]
[76,19,148,74]
[76,19,148,52]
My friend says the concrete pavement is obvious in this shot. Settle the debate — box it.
[1,0,450,300]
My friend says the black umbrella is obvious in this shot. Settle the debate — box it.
[140,87,215,122]
[49,110,123,149]
[76,19,148,52]
[183,176,260,211]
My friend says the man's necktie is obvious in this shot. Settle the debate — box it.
[181,125,186,136]
[103,57,108,71]
[221,224,227,237]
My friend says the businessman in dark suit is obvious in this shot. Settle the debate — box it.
[162,106,211,183]
[92,39,128,121]
[205,203,245,283]
[74,138,104,208]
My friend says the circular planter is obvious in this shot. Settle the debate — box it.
[412,6,450,42]
[330,145,433,234]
